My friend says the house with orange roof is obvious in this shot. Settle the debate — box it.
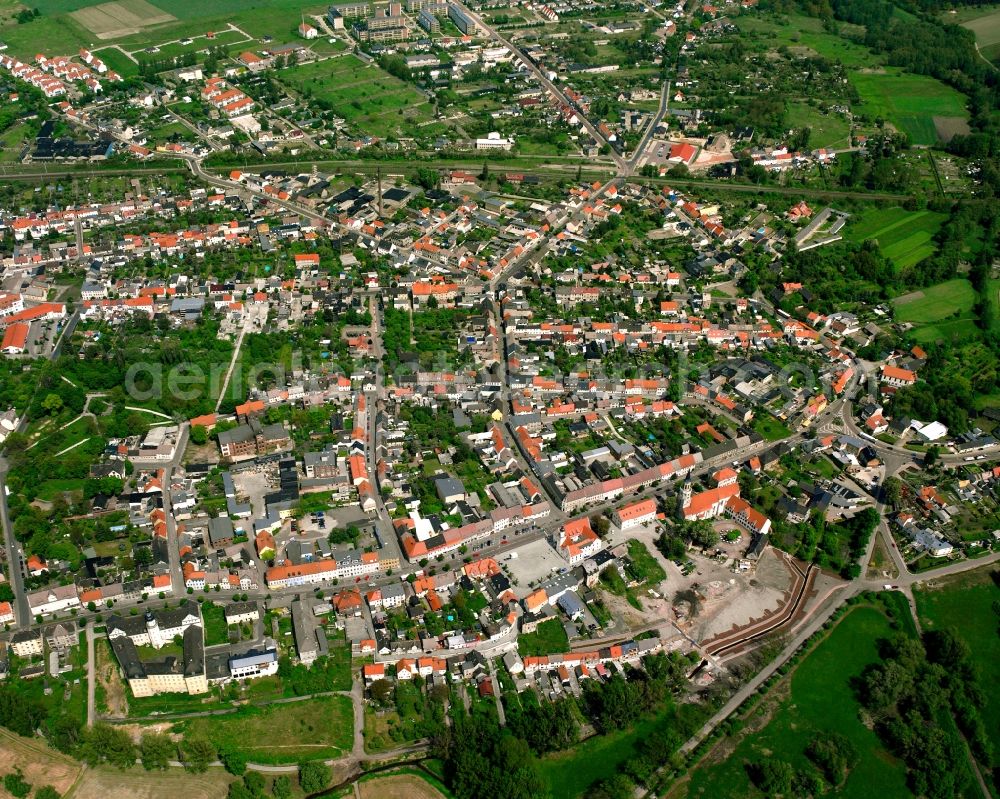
[189,413,217,431]
[611,498,657,531]
[881,365,916,388]
[555,517,602,565]
[1,322,29,354]
[265,558,338,589]
[26,554,47,576]
[523,588,548,614]
[235,399,266,421]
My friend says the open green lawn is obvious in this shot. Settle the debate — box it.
[129,27,249,59]
[180,694,353,763]
[845,206,946,269]
[849,70,969,145]
[784,101,851,150]
[517,618,569,657]
[893,278,978,342]
[0,122,30,163]
[683,602,913,799]
[200,601,229,646]
[915,567,1000,760]
[34,477,88,501]
[278,56,436,138]
[752,415,792,442]
[541,705,705,799]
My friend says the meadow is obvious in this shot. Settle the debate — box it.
[736,14,875,67]
[278,56,438,138]
[849,70,969,145]
[681,603,913,799]
[845,206,946,269]
[68,766,237,799]
[516,617,569,657]
[893,278,979,342]
[541,704,705,799]
[915,567,1000,761]
[178,694,354,763]
[784,101,851,150]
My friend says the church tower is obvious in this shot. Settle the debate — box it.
[681,475,693,512]
[144,610,163,649]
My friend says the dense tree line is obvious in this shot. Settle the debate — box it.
[858,630,991,798]
[439,711,548,799]
[504,695,579,754]
[138,52,197,79]
[441,652,699,799]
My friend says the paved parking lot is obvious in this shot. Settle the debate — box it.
[233,468,274,519]
[505,538,566,594]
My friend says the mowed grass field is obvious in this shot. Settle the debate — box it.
[358,772,448,799]
[845,206,945,269]
[681,604,912,799]
[915,568,1000,759]
[70,0,175,40]
[850,70,969,145]
[278,56,438,138]
[178,694,354,764]
[67,766,237,799]
[893,278,979,342]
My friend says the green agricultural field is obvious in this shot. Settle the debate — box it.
[278,55,437,139]
[845,206,945,269]
[849,70,969,145]
[682,603,912,799]
[179,694,353,763]
[893,278,978,341]
[916,567,1000,756]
